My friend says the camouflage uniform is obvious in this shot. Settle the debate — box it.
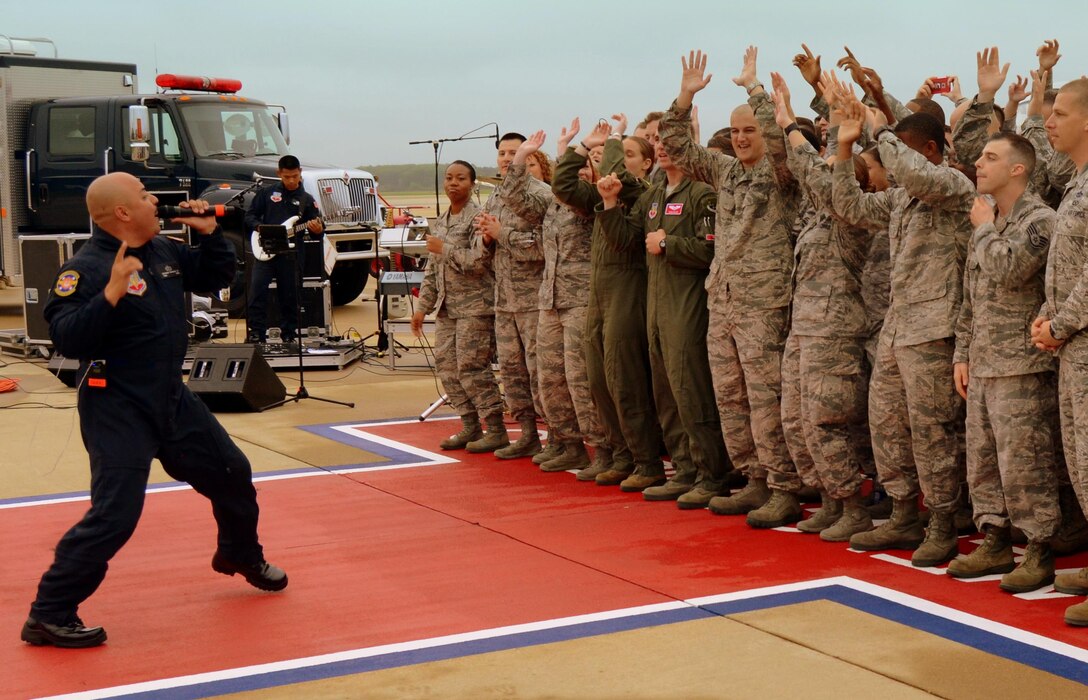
[553,141,664,476]
[501,163,602,447]
[597,176,730,490]
[416,201,503,424]
[484,170,549,423]
[954,100,1075,210]
[1020,114,1076,210]
[832,128,974,515]
[660,90,799,491]
[781,142,872,499]
[954,193,1060,541]
[1044,165,1088,531]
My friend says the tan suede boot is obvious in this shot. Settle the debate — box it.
[1000,541,1055,593]
[465,413,509,453]
[946,526,1014,578]
[746,490,803,528]
[708,478,770,516]
[439,415,483,450]
[539,441,590,472]
[494,419,541,459]
[797,491,842,534]
[849,498,924,551]
[820,493,874,542]
[912,511,959,567]
[532,441,563,465]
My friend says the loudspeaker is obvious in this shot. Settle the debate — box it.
[187,344,285,412]
[267,279,333,335]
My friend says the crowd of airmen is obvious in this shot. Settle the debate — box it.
[409,38,1088,628]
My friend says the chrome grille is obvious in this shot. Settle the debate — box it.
[315,177,380,226]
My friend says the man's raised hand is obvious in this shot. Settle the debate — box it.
[1008,75,1030,104]
[770,72,795,128]
[104,242,144,306]
[679,50,713,106]
[792,43,822,89]
[513,130,545,165]
[1037,39,1061,73]
[733,45,759,89]
[976,46,1010,103]
[611,113,628,136]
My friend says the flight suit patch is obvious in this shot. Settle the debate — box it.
[648,202,659,219]
[127,271,148,296]
[54,271,80,297]
[665,203,684,215]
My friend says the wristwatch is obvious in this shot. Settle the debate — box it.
[659,238,667,250]
[745,81,763,94]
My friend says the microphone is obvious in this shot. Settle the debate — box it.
[157,204,240,218]
[494,125,500,149]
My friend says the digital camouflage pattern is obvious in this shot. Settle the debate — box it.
[832,129,974,515]
[659,90,797,486]
[415,202,502,422]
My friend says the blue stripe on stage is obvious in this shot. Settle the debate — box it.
[116,584,1088,699]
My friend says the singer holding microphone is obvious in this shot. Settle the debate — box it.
[21,172,287,649]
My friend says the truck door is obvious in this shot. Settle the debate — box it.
[27,103,105,232]
[111,99,195,204]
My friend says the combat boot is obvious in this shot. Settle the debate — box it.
[619,473,666,492]
[596,465,635,486]
[746,489,803,528]
[912,511,959,567]
[1000,541,1055,593]
[642,478,694,501]
[820,493,874,542]
[439,415,483,450]
[849,498,924,551]
[465,414,509,454]
[539,441,590,472]
[1054,566,1088,596]
[575,447,612,481]
[867,488,893,520]
[1064,600,1088,627]
[677,484,722,510]
[946,526,1014,579]
[797,491,842,534]
[708,478,770,516]
[495,420,541,459]
[532,441,564,466]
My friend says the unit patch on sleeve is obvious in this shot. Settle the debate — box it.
[54,271,80,297]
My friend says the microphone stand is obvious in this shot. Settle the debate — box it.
[263,232,354,411]
[408,123,499,218]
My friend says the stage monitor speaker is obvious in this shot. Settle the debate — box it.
[187,344,285,412]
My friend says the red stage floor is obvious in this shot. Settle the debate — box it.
[4,416,1087,698]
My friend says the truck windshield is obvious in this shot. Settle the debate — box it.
[179,103,289,158]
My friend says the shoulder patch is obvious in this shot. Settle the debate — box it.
[54,271,80,297]
[1027,223,1049,249]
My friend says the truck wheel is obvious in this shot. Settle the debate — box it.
[217,229,252,318]
[330,259,370,306]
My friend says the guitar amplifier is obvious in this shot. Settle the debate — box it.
[267,279,333,335]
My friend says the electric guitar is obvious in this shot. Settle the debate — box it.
[250,215,323,263]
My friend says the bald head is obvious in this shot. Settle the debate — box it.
[86,172,160,244]
[1059,78,1088,115]
[86,172,141,227]
[730,104,764,167]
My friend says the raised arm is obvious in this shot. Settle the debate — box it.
[831,101,894,231]
[659,49,732,188]
[953,46,1010,166]
[501,131,555,222]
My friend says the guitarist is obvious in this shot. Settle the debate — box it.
[245,155,324,342]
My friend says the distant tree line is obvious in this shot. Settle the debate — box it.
[361,164,500,192]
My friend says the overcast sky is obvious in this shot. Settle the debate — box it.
[4,0,1087,173]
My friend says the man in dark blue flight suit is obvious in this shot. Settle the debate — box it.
[21,172,287,649]
[245,154,324,342]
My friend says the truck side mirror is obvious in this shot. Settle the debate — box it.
[129,104,150,162]
[277,112,290,145]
